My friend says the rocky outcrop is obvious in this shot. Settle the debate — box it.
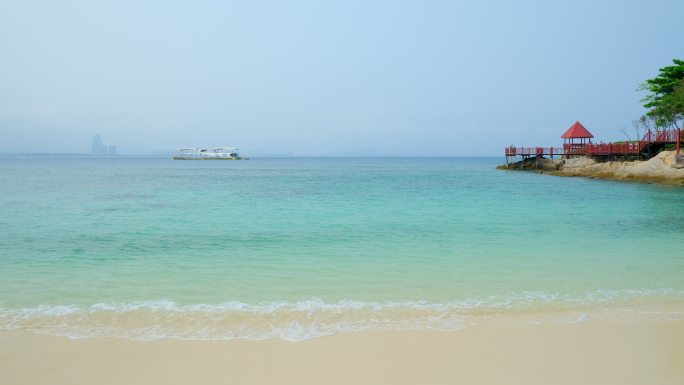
[500,151,684,185]
[496,156,564,171]
[550,151,684,185]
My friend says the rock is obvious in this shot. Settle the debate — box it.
[674,154,684,169]
[553,151,684,185]
[497,156,563,171]
[499,151,684,185]
[560,157,596,173]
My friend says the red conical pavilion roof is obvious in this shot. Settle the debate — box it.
[561,121,594,139]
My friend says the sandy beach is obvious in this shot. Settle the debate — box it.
[3,0,684,383]
[1,318,682,385]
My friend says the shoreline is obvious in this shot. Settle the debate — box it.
[1,317,682,385]
[2,293,683,341]
[499,150,684,185]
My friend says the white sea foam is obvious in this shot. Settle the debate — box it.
[1,289,682,341]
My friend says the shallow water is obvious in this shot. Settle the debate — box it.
[1,156,683,340]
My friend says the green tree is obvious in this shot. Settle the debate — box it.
[671,78,684,116]
[639,59,684,129]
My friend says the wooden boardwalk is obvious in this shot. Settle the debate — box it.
[505,129,682,161]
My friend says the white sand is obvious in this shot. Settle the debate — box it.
[1,318,682,385]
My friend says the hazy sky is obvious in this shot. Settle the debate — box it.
[1,0,682,155]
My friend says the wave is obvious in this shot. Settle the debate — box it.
[1,289,682,341]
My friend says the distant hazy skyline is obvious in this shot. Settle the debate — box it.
[1,0,682,156]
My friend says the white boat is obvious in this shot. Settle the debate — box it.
[171,147,245,160]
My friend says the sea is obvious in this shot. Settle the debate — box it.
[1,155,683,341]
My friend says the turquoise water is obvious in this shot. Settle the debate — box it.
[1,156,683,340]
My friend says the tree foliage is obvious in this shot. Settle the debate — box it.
[639,59,684,129]
[671,78,684,115]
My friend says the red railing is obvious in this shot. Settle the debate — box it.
[567,142,643,155]
[505,147,564,156]
[505,128,682,157]
[643,129,682,143]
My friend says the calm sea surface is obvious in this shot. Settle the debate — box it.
[1,156,683,340]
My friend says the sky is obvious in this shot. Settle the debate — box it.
[1,0,682,156]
